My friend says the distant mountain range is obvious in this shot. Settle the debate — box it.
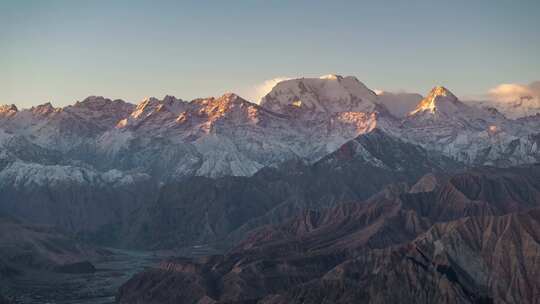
[1,75,538,179]
[1,75,540,303]
[0,75,539,243]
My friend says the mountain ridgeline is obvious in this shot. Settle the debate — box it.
[1,75,540,303]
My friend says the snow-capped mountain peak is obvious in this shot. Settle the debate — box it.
[31,102,58,116]
[63,97,135,129]
[189,93,262,125]
[430,86,456,98]
[162,95,185,107]
[73,96,131,110]
[113,95,187,130]
[131,96,186,119]
[260,75,378,115]
[1,75,539,181]
[210,92,244,104]
[77,95,113,105]
[189,93,254,112]
[132,97,162,118]
[319,74,344,80]
[0,104,18,118]
[409,86,460,116]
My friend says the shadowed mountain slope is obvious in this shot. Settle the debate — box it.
[117,164,540,304]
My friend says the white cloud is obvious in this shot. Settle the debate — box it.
[238,78,540,118]
[467,81,540,118]
[488,82,539,102]
[238,77,291,104]
[375,91,423,117]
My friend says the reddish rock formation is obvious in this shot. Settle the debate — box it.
[117,165,540,304]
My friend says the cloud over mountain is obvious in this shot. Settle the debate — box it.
[467,81,540,118]
[489,81,540,103]
[238,77,292,104]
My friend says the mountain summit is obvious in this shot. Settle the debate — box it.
[0,75,538,180]
[409,86,460,115]
[260,75,378,115]
[0,104,18,118]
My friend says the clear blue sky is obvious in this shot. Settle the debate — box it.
[1,0,539,107]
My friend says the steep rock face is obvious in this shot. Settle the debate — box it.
[117,164,540,304]
[409,86,461,116]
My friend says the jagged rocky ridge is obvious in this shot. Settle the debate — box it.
[0,91,379,180]
[117,164,540,304]
[1,75,540,302]
[0,126,457,248]
[0,75,538,182]
[0,74,539,248]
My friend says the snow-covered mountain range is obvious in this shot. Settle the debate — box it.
[0,75,539,185]
[2,75,538,303]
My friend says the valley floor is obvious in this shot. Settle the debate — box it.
[1,246,219,304]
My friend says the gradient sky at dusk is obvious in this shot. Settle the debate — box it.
[1,0,539,107]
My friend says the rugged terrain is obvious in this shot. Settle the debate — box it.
[128,128,459,249]
[117,165,540,304]
[1,75,539,248]
[1,75,540,303]
[0,217,105,272]
[0,216,108,301]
